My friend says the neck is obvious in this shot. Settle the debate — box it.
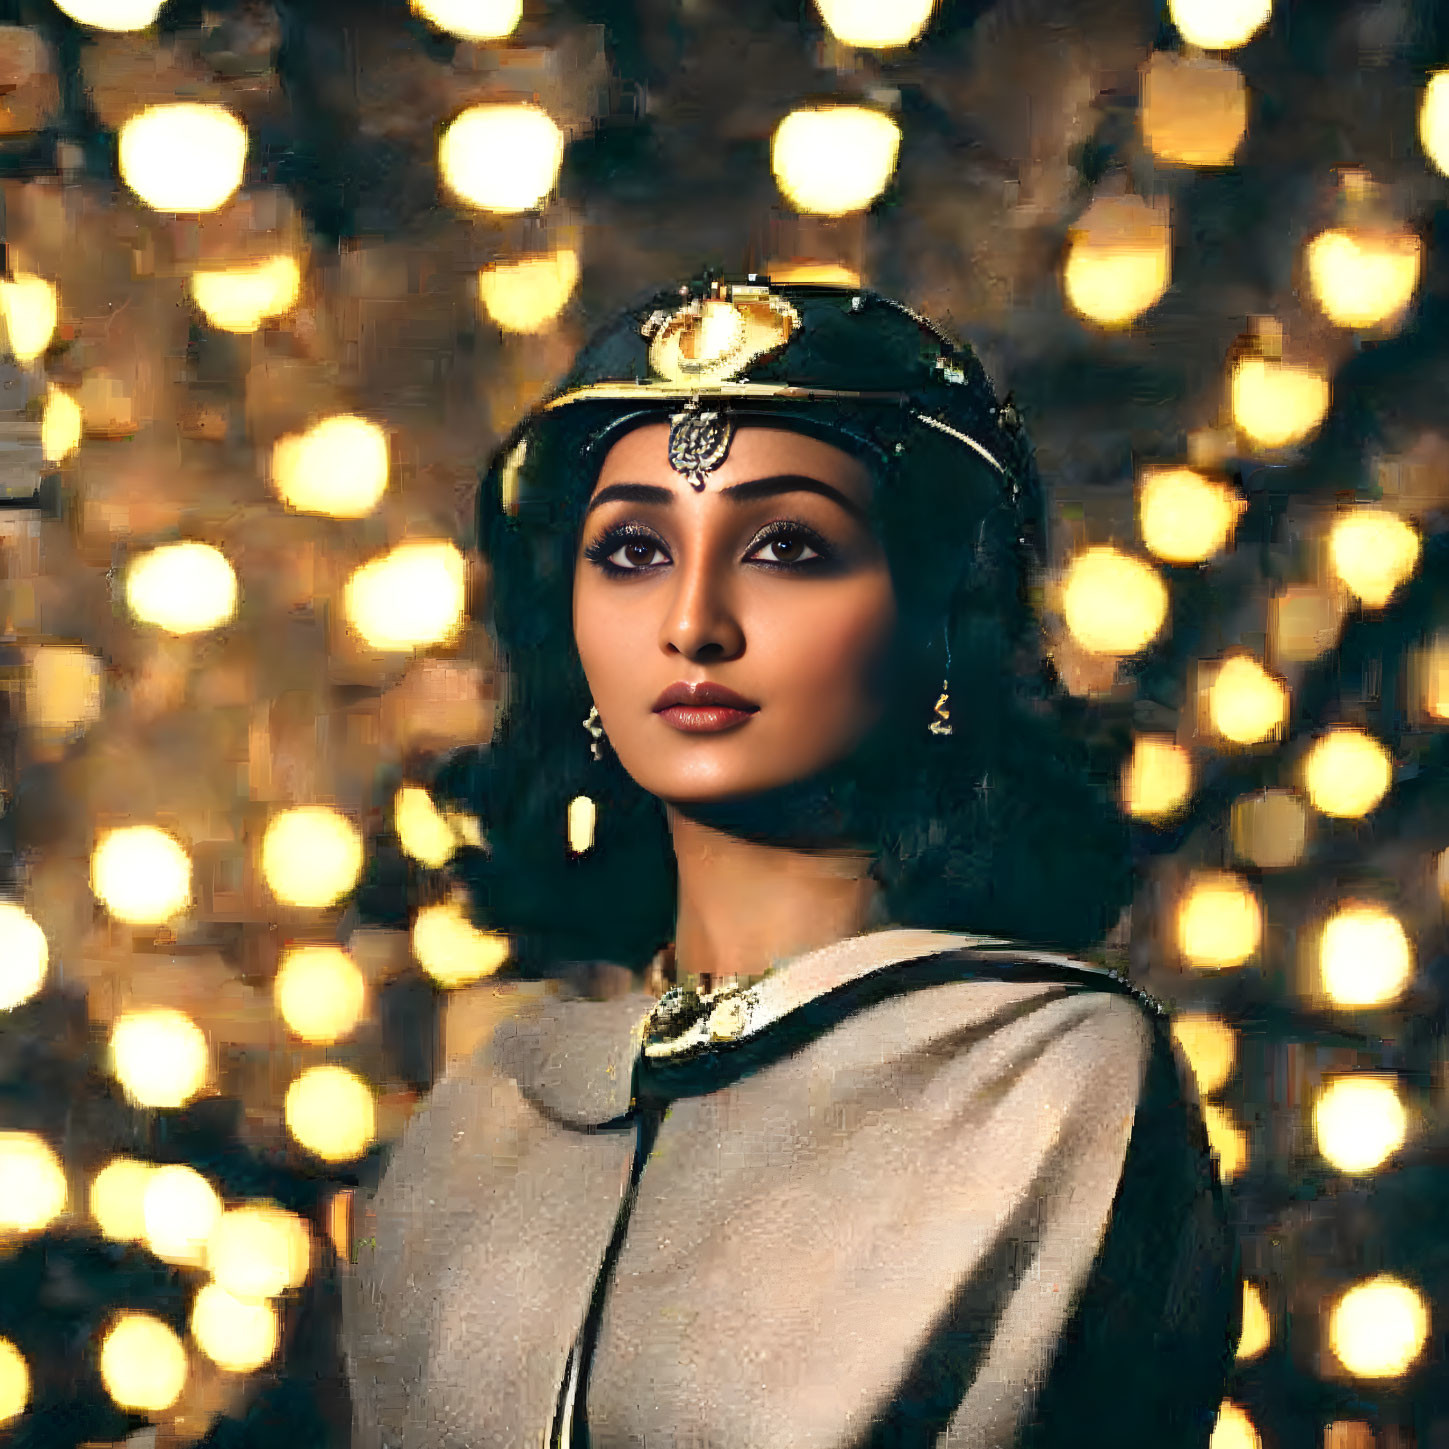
[662,806,889,995]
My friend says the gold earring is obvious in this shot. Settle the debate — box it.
[583,703,606,761]
[928,681,953,736]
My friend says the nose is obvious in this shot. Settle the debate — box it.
[658,536,745,663]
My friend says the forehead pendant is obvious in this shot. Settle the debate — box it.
[668,397,733,492]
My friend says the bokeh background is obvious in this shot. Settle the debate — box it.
[0,0,1446,1444]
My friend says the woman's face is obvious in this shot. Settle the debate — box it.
[573,422,899,805]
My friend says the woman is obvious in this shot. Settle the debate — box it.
[339,274,1240,1448]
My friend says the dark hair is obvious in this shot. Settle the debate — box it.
[425,337,1133,979]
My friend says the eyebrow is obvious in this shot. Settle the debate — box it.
[582,474,870,526]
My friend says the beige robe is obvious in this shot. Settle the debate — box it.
[339,928,1239,1448]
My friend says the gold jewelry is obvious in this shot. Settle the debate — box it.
[667,396,734,492]
[582,703,605,761]
[928,681,953,736]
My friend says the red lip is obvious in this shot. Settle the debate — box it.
[652,681,760,712]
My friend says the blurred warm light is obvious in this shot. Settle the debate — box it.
[42,385,82,463]
[1202,1103,1248,1181]
[1177,872,1261,969]
[1238,1282,1271,1360]
[1062,194,1171,328]
[1231,789,1307,869]
[1302,728,1392,818]
[1324,1423,1377,1449]
[0,272,58,364]
[395,785,459,868]
[567,794,597,855]
[50,0,164,29]
[439,104,564,214]
[343,541,467,652]
[1306,228,1421,331]
[766,262,861,287]
[0,901,48,1011]
[1319,904,1412,1008]
[1208,655,1289,745]
[477,250,580,333]
[1328,1276,1429,1379]
[1327,508,1420,609]
[1139,51,1247,167]
[191,255,301,334]
[91,825,192,925]
[1418,71,1449,178]
[99,1313,188,1412]
[1210,1400,1261,1449]
[191,1284,278,1373]
[1169,0,1271,50]
[1424,635,1449,719]
[260,806,364,910]
[409,0,521,40]
[125,541,239,635]
[109,1008,209,1109]
[412,898,511,987]
[1271,584,1346,663]
[273,945,366,1045]
[1170,1012,1237,1096]
[813,0,935,47]
[1231,356,1330,450]
[89,1157,155,1242]
[143,1164,222,1269]
[270,414,389,518]
[1122,735,1192,821]
[118,103,248,214]
[1314,1075,1407,1174]
[325,1188,352,1261]
[207,1203,310,1299]
[284,1065,376,1162]
[0,1338,27,1426]
[1139,467,1243,564]
[771,105,902,216]
[0,1132,66,1232]
[26,644,103,740]
[1059,546,1168,655]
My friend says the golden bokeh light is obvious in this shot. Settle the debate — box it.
[207,1203,310,1299]
[142,1164,222,1269]
[1418,71,1449,178]
[89,1157,155,1242]
[26,644,103,741]
[270,414,389,518]
[567,794,597,855]
[50,0,164,29]
[1059,546,1169,656]
[394,785,459,869]
[1306,228,1421,331]
[1121,735,1193,821]
[99,1313,188,1413]
[1423,635,1449,720]
[1169,0,1271,50]
[812,0,936,47]
[1231,789,1307,870]
[1327,1276,1429,1379]
[1139,50,1248,167]
[117,103,248,214]
[0,272,58,364]
[1314,1075,1407,1174]
[1062,194,1171,329]
[190,1284,278,1374]
[1327,508,1420,609]
[1238,1282,1271,1361]
[41,385,82,463]
[1210,1400,1261,1449]
[90,824,192,925]
[477,249,580,333]
[412,898,511,987]
[1139,466,1244,564]
[770,106,902,216]
[260,806,364,910]
[284,1065,376,1162]
[0,1132,66,1233]
[1271,584,1346,663]
[1231,356,1330,450]
[109,1007,210,1109]
[1207,655,1290,745]
[438,104,564,214]
[1302,728,1392,818]
[1319,904,1412,1008]
[0,1338,28,1426]
[342,541,467,652]
[0,901,48,1012]
[766,262,862,287]
[1177,872,1262,969]
[125,541,239,635]
[1170,1012,1237,1097]
[1202,1103,1248,1181]
[273,945,366,1045]
[409,0,521,40]
[191,255,302,334]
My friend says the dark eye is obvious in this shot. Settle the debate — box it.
[747,528,823,566]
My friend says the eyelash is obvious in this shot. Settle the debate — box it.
[582,518,835,577]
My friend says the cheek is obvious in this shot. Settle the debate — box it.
[763,583,898,699]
